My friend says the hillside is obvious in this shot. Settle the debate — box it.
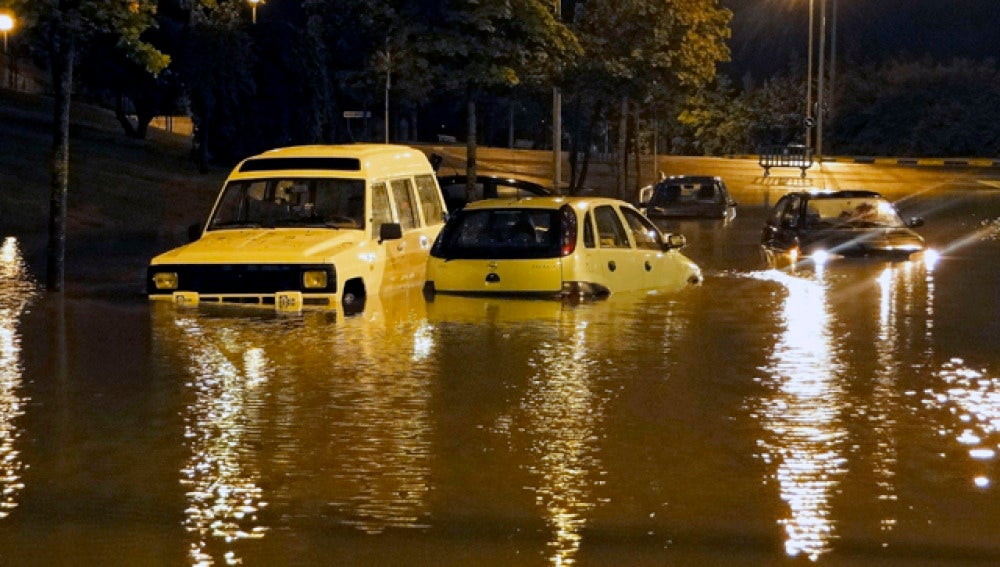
[0,90,226,296]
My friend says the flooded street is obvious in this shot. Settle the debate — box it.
[2,171,1000,565]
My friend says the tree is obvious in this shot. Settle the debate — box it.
[11,0,168,291]
[565,0,731,197]
[415,0,580,196]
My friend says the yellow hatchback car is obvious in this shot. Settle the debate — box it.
[424,196,702,297]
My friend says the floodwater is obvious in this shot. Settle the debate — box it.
[1,182,1000,566]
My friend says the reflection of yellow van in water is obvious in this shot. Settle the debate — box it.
[147,144,447,314]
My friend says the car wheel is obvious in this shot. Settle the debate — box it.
[341,280,366,316]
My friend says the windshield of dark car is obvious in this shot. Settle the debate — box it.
[207,178,365,230]
[432,208,561,259]
[804,197,905,228]
[651,182,718,206]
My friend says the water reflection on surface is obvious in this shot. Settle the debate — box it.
[752,269,846,561]
[0,238,37,520]
[151,289,437,564]
[522,322,601,566]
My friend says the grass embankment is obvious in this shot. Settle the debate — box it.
[0,90,225,296]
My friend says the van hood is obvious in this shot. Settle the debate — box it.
[151,228,360,265]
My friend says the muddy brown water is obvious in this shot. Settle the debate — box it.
[1,178,999,566]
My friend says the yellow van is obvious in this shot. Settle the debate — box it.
[147,144,447,314]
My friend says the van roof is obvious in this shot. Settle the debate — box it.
[228,144,434,181]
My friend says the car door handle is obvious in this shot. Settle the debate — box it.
[607,260,616,272]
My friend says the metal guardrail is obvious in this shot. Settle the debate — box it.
[758,144,814,177]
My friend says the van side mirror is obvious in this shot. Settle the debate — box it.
[379,222,403,243]
[907,217,925,228]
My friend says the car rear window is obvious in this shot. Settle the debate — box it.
[651,183,717,205]
[432,209,562,259]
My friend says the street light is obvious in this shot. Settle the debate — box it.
[247,0,261,24]
[0,12,14,90]
[0,13,13,53]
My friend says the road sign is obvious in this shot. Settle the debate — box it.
[343,111,371,119]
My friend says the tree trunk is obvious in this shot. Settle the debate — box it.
[465,93,477,201]
[617,98,628,200]
[46,17,76,292]
[575,102,602,195]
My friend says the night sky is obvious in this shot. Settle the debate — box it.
[721,0,1000,78]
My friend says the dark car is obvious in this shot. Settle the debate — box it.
[639,175,736,221]
[437,174,550,212]
[761,190,927,267]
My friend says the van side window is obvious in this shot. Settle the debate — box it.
[391,178,418,231]
[594,205,630,248]
[415,174,445,226]
[371,182,393,239]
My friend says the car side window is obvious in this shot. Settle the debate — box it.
[620,207,662,250]
[391,178,418,231]
[778,196,801,227]
[594,205,630,248]
[583,211,596,248]
[371,182,393,239]
[415,174,445,226]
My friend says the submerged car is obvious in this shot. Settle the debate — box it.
[424,196,702,297]
[639,175,736,221]
[437,173,550,211]
[761,189,927,267]
[147,144,448,314]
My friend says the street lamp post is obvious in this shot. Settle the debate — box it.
[552,0,561,194]
[248,0,260,24]
[805,0,814,149]
[0,13,14,89]
[0,13,11,52]
[816,0,826,161]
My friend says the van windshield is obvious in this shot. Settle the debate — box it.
[207,178,366,230]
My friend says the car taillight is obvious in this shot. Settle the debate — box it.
[559,205,577,257]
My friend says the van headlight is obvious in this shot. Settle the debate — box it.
[302,270,328,289]
[152,271,178,290]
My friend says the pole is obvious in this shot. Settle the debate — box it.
[829,0,837,120]
[816,0,826,161]
[384,40,390,144]
[552,0,561,194]
[805,0,814,149]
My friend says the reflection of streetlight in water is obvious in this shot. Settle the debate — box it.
[752,271,846,561]
[520,322,604,566]
[0,237,37,520]
[163,314,270,566]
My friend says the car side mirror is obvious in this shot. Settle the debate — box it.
[663,233,687,250]
[907,217,924,228]
[729,200,738,207]
[780,218,798,229]
[379,222,403,243]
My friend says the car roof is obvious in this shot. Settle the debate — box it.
[436,174,550,195]
[791,189,885,200]
[228,144,434,181]
[661,175,722,184]
[460,195,633,211]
